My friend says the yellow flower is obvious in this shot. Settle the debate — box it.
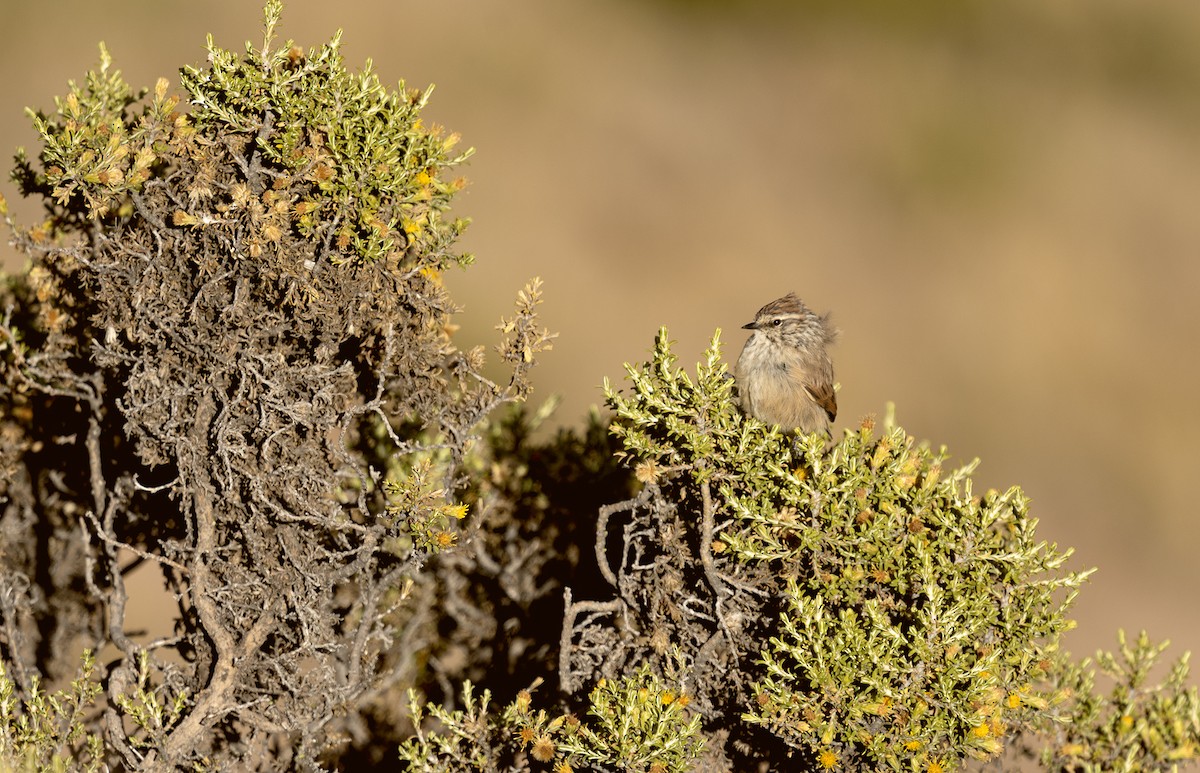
[818,748,838,769]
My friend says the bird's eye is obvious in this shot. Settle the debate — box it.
[771,319,782,327]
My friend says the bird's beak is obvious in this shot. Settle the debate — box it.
[742,321,758,330]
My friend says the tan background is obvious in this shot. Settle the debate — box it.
[4,0,1199,679]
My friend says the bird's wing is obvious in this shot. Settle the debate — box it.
[803,380,838,422]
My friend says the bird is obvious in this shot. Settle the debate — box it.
[734,292,838,435]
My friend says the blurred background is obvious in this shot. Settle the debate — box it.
[4,0,1199,678]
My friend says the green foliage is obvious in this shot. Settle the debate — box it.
[1037,631,1200,772]
[112,651,189,755]
[15,43,166,220]
[399,666,705,773]
[734,423,1087,768]
[0,652,103,773]
[179,0,472,265]
[555,663,706,773]
[399,681,505,771]
[384,457,470,554]
[598,328,1093,770]
[14,0,471,268]
[605,327,753,476]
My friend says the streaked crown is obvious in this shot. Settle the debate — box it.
[742,293,835,347]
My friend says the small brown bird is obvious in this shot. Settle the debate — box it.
[734,293,838,435]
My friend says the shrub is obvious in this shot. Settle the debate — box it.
[1,4,1198,772]
[556,329,1199,772]
[1,1,549,768]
